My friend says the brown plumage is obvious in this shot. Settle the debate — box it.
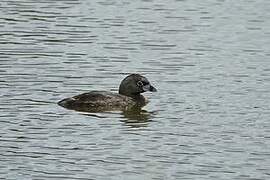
[58,74,157,112]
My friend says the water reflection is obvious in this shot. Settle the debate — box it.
[76,106,155,128]
[120,109,156,128]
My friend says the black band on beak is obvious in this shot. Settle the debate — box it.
[143,84,157,92]
[149,85,157,92]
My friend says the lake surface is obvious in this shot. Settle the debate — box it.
[1,0,270,179]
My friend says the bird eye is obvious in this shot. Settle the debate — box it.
[137,81,143,87]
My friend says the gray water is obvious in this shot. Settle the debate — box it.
[1,0,270,179]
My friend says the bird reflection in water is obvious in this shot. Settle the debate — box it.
[120,107,156,128]
[74,106,156,128]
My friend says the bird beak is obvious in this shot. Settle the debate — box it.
[150,85,157,92]
[143,84,157,92]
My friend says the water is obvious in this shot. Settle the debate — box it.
[1,0,270,179]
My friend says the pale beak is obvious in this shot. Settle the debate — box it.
[143,84,157,92]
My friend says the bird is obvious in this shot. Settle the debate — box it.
[57,74,157,112]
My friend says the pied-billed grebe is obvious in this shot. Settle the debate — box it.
[58,74,157,112]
